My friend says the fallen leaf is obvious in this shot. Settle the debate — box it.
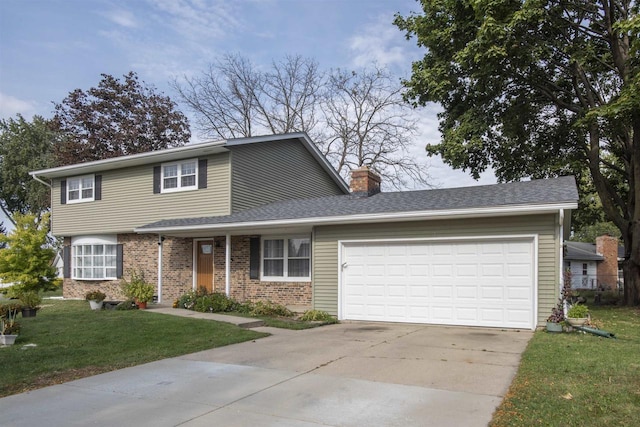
[562,393,573,400]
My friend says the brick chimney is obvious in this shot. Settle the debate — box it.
[596,235,619,290]
[350,166,381,197]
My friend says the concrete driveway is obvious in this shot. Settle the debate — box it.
[0,322,531,427]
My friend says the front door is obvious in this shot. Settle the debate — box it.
[196,240,214,293]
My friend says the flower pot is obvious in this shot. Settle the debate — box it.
[136,301,147,310]
[89,300,104,310]
[546,321,563,333]
[567,317,588,327]
[0,334,18,345]
[21,307,37,318]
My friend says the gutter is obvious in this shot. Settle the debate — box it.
[135,202,578,234]
[29,172,52,188]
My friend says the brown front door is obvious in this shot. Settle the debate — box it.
[196,241,214,293]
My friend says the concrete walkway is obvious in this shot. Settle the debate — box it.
[0,310,532,427]
[145,306,266,328]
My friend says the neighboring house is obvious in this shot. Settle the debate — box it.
[30,132,578,330]
[51,251,64,279]
[564,235,623,290]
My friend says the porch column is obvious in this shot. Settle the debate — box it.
[157,234,164,303]
[225,233,231,297]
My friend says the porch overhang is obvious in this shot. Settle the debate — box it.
[133,202,577,238]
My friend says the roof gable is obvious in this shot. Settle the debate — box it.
[30,132,349,193]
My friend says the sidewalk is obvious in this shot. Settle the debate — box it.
[145,305,266,329]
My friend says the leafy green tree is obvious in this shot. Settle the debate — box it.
[53,71,191,166]
[395,0,640,305]
[0,115,56,222]
[0,213,57,295]
[573,222,622,243]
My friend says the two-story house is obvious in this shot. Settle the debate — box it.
[31,132,579,330]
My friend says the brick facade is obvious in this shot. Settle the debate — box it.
[596,235,619,290]
[63,233,311,307]
[63,234,194,302]
[212,235,312,306]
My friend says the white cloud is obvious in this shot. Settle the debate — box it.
[348,14,414,71]
[102,8,138,28]
[147,0,241,41]
[0,92,37,119]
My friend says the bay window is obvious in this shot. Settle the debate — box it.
[70,236,118,280]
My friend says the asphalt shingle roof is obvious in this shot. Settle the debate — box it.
[138,176,578,230]
[564,241,604,261]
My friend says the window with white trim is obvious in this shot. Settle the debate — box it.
[262,236,310,280]
[71,236,117,280]
[67,175,94,203]
[161,159,197,192]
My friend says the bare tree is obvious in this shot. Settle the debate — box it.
[173,55,430,189]
[172,54,323,139]
[322,67,428,189]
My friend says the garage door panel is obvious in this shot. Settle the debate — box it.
[431,306,454,320]
[506,287,531,300]
[456,285,478,299]
[456,307,479,321]
[481,286,504,300]
[432,285,453,298]
[342,239,535,329]
[433,264,453,277]
[456,264,478,277]
[481,264,504,276]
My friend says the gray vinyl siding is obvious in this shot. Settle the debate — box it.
[51,153,230,235]
[230,139,345,212]
[313,214,560,327]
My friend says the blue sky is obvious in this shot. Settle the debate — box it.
[0,0,496,199]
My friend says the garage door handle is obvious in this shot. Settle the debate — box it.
[341,262,347,270]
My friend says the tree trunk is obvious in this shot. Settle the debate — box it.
[624,114,640,305]
[622,222,640,306]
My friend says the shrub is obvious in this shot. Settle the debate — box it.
[18,291,42,308]
[85,290,106,302]
[194,293,236,313]
[121,271,154,303]
[177,290,199,310]
[115,299,138,310]
[250,300,294,317]
[567,304,589,318]
[300,310,338,323]
[0,302,22,334]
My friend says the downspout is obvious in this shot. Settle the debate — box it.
[225,233,231,297]
[157,235,164,304]
[559,209,567,316]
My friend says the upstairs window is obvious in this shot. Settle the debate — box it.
[161,159,197,192]
[67,175,94,203]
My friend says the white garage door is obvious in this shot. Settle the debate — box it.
[341,239,535,329]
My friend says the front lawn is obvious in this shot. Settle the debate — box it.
[0,300,268,397]
[491,306,640,426]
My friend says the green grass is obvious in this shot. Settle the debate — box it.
[0,300,268,397]
[225,311,324,330]
[491,306,640,426]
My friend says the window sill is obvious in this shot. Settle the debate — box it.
[160,186,198,194]
[66,198,95,204]
[260,276,311,283]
